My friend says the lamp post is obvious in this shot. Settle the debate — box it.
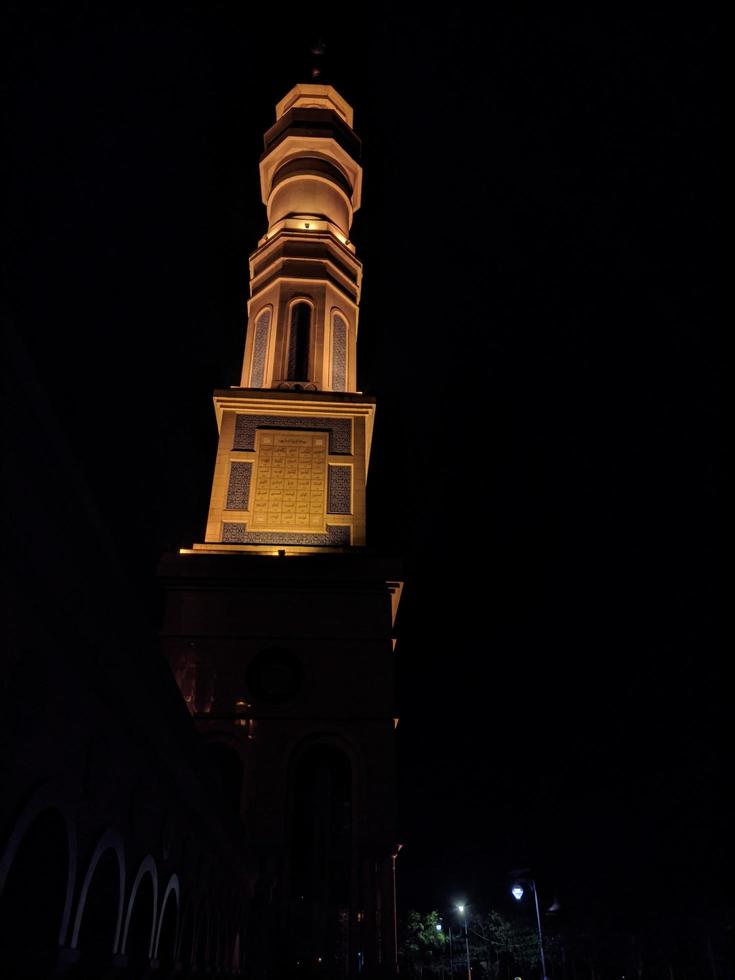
[437,920,454,978]
[391,844,403,974]
[456,905,471,980]
[511,879,548,980]
[435,922,447,980]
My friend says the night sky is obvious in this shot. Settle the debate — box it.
[4,0,722,956]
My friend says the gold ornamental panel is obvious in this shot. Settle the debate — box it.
[251,430,327,531]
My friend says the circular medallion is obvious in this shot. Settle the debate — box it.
[246,647,303,704]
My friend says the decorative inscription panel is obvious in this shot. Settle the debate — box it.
[251,431,327,531]
[233,414,352,454]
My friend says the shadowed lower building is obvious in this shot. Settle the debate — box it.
[159,83,403,978]
[1,319,254,978]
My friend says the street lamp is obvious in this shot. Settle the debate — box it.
[511,879,548,980]
[435,921,446,980]
[391,844,403,974]
[455,904,471,980]
[437,918,454,978]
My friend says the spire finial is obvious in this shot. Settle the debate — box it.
[310,39,326,79]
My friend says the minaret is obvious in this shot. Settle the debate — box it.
[160,84,402,978]
[194,83,373,553]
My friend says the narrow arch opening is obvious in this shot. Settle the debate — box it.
[178,906,195,973]
[0,808,69,978]
[76,848,120,977]
[289,745,353,972]
[195,912,210,973]
[232,929,242,973]
[157,889,178,972]
[124,873,154,975]
[287,303,312,381]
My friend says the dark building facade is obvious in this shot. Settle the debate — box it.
[1,321,252,977]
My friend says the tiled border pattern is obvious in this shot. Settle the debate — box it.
[225,461,253,511]
[327,465,352,514]
[332,314,347,391]
[222,522,248,542]
[250,308,271,387]
[221,523,350,546]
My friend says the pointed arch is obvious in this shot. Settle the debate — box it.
[287,300,313,381]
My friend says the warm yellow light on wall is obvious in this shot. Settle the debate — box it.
[235,698,252,727]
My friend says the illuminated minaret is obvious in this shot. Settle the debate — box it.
[195,84,373,553]
[161,84,402,978]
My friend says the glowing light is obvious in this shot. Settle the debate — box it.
[435,923,442,931]
[512,885,524,902]
[457,904,465,914]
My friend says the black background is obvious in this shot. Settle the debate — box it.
[3,0,722,949]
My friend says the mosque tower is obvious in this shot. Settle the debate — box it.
[159,84,402,977]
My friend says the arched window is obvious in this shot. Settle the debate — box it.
[331,313,348,391]
[287,302,311,381]
[289,745,352,965]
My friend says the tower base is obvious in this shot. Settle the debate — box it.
[158,550,402,977]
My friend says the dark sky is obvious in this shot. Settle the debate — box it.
[4,1,722,941]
